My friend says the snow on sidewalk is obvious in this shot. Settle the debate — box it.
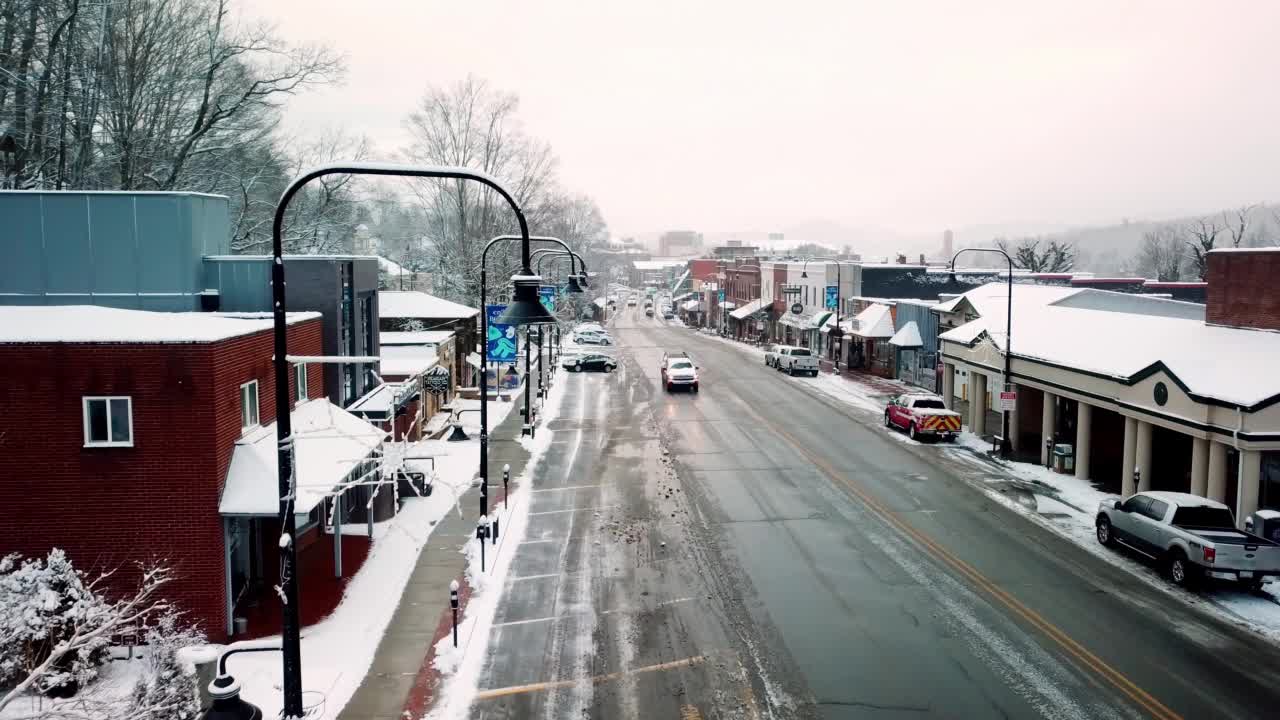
[426,368,569,720]
[221,395,518,720]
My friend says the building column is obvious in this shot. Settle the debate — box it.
[1135,420,1153,492]
[1121,416,1138,497]
[1190,437,1210,497]
[1075,402,1093,481]
[1238,450,1262,528]
[1041,390,1057,466]
[970,372,987,436]
[1207,441,1229,504]
[942,363,956,410]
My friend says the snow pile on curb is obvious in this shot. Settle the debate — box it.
[223,395,518,720]
[426,370,568,719]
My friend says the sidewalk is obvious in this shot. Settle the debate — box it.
[338,399,532,720]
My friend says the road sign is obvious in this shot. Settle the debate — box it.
[999,390,1017,411]
[538,285,556,312]
[825,285,838,310]
[486,305,518,362]
[424,366,450,395]
[791,302,803,315]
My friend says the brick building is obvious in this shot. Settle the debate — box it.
[0,306,382,640]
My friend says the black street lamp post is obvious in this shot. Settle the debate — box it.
[270,163,548,717]
[800,257,847,370]
[949,248,1015,458]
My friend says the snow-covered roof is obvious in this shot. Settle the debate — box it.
[938,282,1081,318]
[0,306,320,344]
[889,321,924,348]
[219,399,384,516]
[380,330,454,346]
[729,298,767,319]
[594,297,607,309]
[378,291,478,320]
[940,290,1280,407]
[378,256,408,275]
[848,303,895,338]
[380,344,438,378]
[632,259,688,271]
[681,299,701,312]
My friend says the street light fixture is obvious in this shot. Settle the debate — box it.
[269,162,537,717]
[949,248,1015,459]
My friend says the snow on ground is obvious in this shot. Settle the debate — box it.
[0,652,144,720]
[220,394,518,720]
[705,334,1280,643]
[426,368,568,720]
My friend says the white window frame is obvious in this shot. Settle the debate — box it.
[82,396,133,447]
[240,380,260,432]
[295,363,308,402]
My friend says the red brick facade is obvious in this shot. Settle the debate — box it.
[1206,249,1280,332]
[0,318,323,640]
[688,258,719,283]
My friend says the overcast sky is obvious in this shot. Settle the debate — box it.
[257,1,1280,239]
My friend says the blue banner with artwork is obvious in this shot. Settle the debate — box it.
[486,304,518,362]
[825,285,838,310]
[718,290,725,303]
[539,285,556,313]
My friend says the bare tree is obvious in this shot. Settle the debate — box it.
[403,75,563,304]
[993,237,1076,272]
[1133,225,1185,281]
[1182,216,1222,280]
[1222,204,1258,248]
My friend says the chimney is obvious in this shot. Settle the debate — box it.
[1206,248,1280,331]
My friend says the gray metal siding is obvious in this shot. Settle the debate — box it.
[0,191,230,309]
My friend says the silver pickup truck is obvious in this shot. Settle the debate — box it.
[1096,491,1280,590]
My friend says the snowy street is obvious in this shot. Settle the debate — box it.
[429,304,1280,720]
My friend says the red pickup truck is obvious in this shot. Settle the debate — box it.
[885,393,962,442]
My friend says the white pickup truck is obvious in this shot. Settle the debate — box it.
[1096,491,1280,590]
[772,346,819,377]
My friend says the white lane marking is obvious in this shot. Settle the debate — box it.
[532,484,606,492]
[492,597,696,628]
[528,505,620,516]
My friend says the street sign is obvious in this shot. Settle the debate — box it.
[825,285,838,310]
[782,285,801,296]
[791,302,803,315]
[538,285,556,313]
[424,366,450,395]
[486,305,518,362]
[999,390,1017,411]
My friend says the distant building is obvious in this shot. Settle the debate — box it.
[942,229,954,260]
[712,245,759,259]
[659,230,703,257]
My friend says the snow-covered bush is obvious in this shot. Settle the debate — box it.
[0,550,112,697]
[128,613,204,720]
[0,551,173,713]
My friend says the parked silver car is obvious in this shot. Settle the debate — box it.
[1096,491,1280,590]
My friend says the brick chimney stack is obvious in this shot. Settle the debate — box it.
[1205,248,1280,331]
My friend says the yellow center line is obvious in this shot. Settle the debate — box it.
[743,404,1183,720]
[473,655,706,701]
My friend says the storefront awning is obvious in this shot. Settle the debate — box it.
[219,399,385,516]
[889,320,924,348]
[810,311,833,329]
[779,310,816,329]
[729,297,767,320]
[721,301,737,310]
[849,303,896,339]
[682,299,702,312]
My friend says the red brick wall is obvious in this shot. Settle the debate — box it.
[688,258,719,282]
[0,318,323,641]
[1206,250,1280,331]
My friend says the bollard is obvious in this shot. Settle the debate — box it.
[477,517,489,572]
[492,515,500,543]
[503,464,511,508]
[449,580,460,648]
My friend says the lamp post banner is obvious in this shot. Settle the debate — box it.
[486,304,518,362]
[539,285,556,312]
[825,285,838,310]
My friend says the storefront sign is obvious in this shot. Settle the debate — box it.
[999,390,1017,411]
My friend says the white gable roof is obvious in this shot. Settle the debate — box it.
[889,321,923,348]
[378,291,478,320]
[0,306,319,344]
[849,303,895,338]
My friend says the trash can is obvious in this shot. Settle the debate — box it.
[1053,443,1075,474]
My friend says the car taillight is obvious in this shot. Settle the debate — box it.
[1203,547,1216,564]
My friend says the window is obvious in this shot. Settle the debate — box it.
[83,397,132,447]
[1121,496,1150,515]
[1143,499,1169,522]
[240,380,260,431]
[295,363,308,402]
[1172,506,1235,529]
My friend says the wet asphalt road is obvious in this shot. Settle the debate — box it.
[465,305,1280,720]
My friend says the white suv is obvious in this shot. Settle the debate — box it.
[661,353,699,393]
